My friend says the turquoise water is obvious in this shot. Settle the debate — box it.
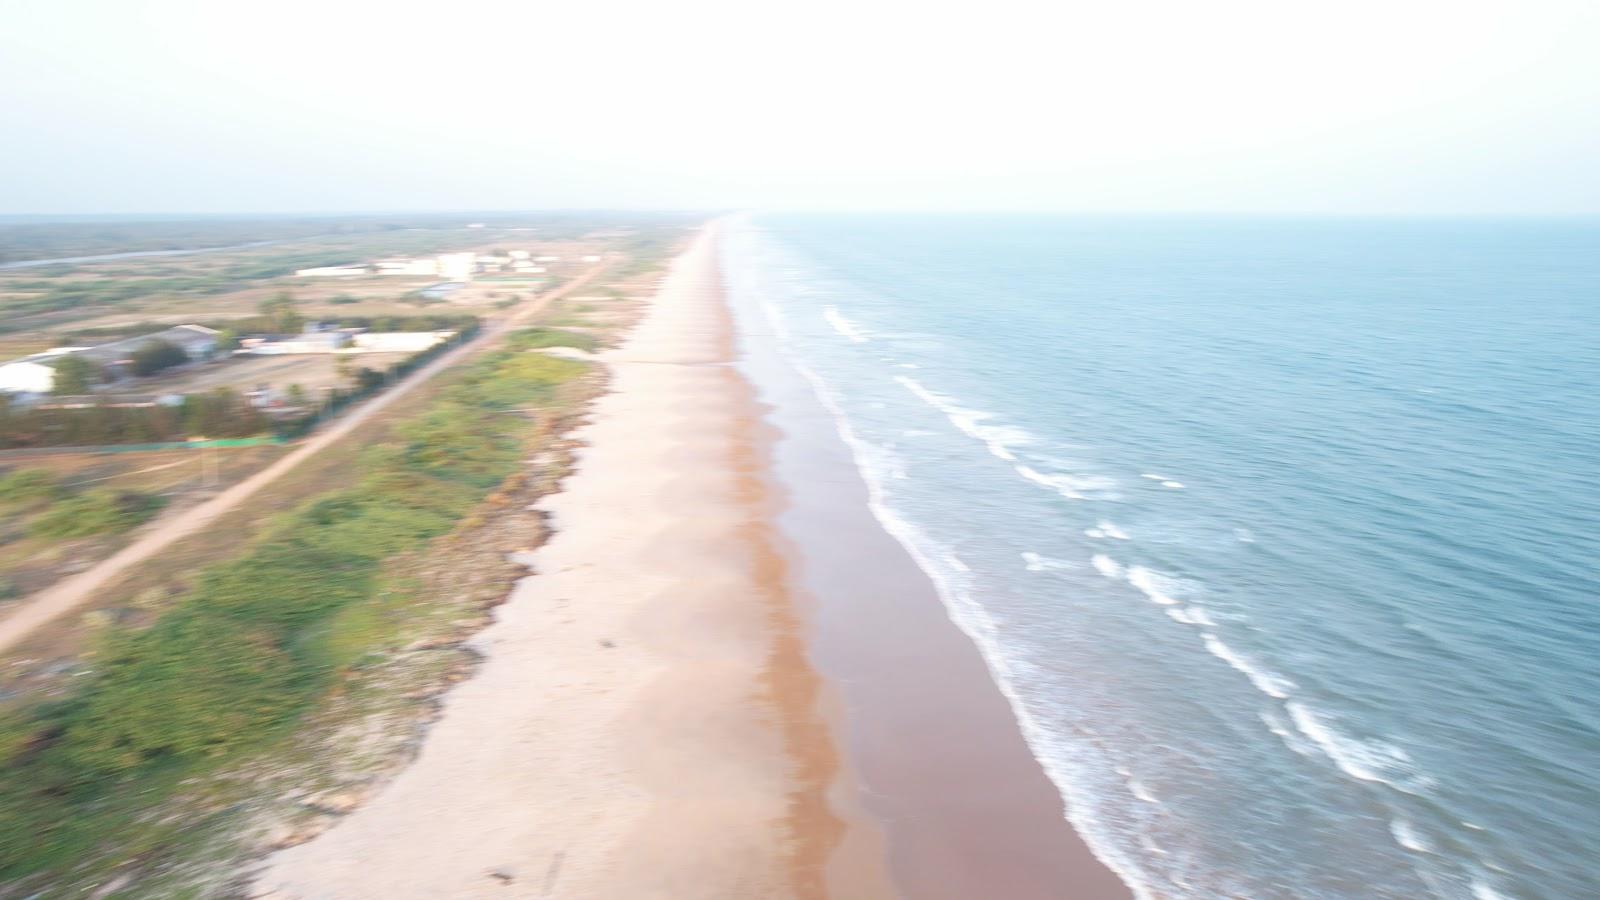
[723,215,1600,899]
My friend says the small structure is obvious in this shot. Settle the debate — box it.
[0,359,58,394]
[240,331,352,355]
[352,331,455,352]
[295,265,369,277]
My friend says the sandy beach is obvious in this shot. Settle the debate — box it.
[255,227,862,898]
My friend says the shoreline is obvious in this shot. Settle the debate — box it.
[723,224,1134,898]
[255,226,867,897]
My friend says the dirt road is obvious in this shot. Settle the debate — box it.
[0,263,608,655]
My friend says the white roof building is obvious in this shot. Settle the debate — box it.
[0,360,57,394]
[295,266,370,277]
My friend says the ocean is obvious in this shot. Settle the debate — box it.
[720,214,1600,899]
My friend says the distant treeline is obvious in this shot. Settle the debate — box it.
[62,313,479,344]
[0,389,270,449]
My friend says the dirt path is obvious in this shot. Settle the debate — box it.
[0,263,608,655]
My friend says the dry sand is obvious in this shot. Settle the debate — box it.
[255,228,849,898]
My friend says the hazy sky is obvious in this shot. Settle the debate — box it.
[3,0,1598,215]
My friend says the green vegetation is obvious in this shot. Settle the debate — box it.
[505,326,600,353]
[28,489,165,539]
[0,469,164,544]
[0,329,589,885]
[257,291,304,334]
[50,355,97,395]
[0,388,268,449]
[129,339,188,377]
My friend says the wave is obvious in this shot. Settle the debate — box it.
[1389,818,1434,854]
[1127,566,1186,606]
[1091,554,1125,579]
[1085,520,1131,540]
[1128,779,1159,804]
[1201,633,1295,699]
[1022,551,1080,572]
[1259,710,1317,757]
[1161,480,1185,489]
[895,375,1031,462]
[1470,878,1511,900]
[1286,702,1433,794]
[758,322,1157,897]
[822,305,870,342]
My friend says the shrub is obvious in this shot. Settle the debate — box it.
[28,489,164,538]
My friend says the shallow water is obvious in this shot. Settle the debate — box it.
[722,214,1600,899]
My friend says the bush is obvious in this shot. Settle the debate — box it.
[130,339,188,377]
[29,489,164,538]
[0,469,62,506]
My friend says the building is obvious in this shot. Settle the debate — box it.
[0,325,219,394]
[352,331,456,352]
[295,265,370,277]
[72,325,221,374]
[436,252,476,281]
[374,257,440,276]
[0,359,58,394]
[239,331,352,355]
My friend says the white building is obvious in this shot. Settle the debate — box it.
[580,255,601,262]
[375,258,441,276]
[0,359,58,394]
[295,265,369,277]
[436,252,476,281]
[352,331,455,352]
[508,250,531,260]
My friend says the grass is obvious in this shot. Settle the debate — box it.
[0,469,164,540]
[0,330,588,888]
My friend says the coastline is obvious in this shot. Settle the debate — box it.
[255,226,872,898]
[724,224,1134,899]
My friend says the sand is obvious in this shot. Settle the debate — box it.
[254,228,845,898]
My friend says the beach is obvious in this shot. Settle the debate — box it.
[256,223,1132,899]
[255,227,868,898]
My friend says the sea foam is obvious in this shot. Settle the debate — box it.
[1286,702,1432,794]
[895,375,1031,462]
[1200,633,1295,699]
[822,305,870,342]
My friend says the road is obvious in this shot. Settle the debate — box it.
[0,262,608,654]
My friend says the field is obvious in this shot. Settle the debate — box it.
[133,351,415,397]
[0,445,284,607]
[0,213,687,359]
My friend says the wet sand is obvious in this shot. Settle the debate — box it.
[256,228,864,898]
[727,240,1134,899]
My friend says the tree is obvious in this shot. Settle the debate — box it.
[285,383,308,407]
[335,354,354,386]
[215,328,240,354]
[354,367,384,392]
[130,339,188,377]
[258,291,303,334]
[52,355,97,395]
